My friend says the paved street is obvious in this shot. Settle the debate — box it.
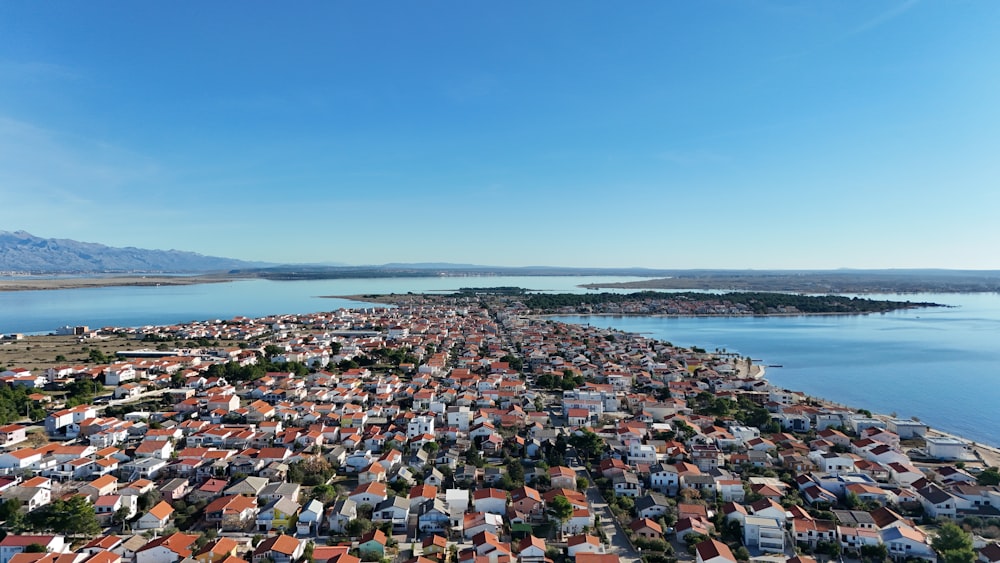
[572,461,641,563]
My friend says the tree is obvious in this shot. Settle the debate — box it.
[507,458,525,485]
[499,354,523,371]
[357,504,374,521]
[976,468,1000,486]
[303,541,316,563]
[683,533,709,555]
[0,498,22,522]
[345,518,374,537]
[845,491,863,510]
[490,474,512,490]
[138,490,162,512]
[465,445,485,468]
[27,495,101,537]
[569,429,607,460]
[548,495,574,539]
[88,349,109,364]
[311,485,336,503]
[113,505,132,527]
[932,522,976,563]
[860,544,888,562]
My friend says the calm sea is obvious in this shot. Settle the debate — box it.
[1,278,996,446]
[552,292,1000,447]
[0,276,640,334]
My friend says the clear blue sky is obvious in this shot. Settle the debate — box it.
[2,2,998,269]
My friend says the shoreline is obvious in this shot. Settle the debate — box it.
[536,310,932,319]
[793,390,1000,461]
[0,275,232,292]
[328,296,935,318]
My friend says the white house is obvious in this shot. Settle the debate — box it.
[881,527,936,561]
[472,488,508,516]
[325,499,357,534]
[649,463,679,495]
[926,437,974,461]
[136,501,175,530]
[0,535,66,563]
[407,416,434,440]
[809,451,855,475]
[743,516,784,553]
[0,425,28,448]
[296,499,325,536]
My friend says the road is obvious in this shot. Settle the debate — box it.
[569,455,641,563]
[97,387,173,411]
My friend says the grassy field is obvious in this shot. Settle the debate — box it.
[0,334,138,371]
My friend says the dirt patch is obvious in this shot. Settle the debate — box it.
[0,334,137,372]
[0,275,231,292]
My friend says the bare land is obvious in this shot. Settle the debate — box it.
[0,275,231,292]
[0,334,137,371]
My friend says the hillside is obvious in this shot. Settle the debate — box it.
[0,230,264,273]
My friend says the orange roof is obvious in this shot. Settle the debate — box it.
[256,534,300,556]
[205,494,257,514]
[138,533,199,557]
[196,537,239,557]
[22,476,50,487]
[148,500,175,520]
[86,551,122,563]
[82,536,124,551]
[88,474,118,489]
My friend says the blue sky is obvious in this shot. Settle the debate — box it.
[2,1,999,269]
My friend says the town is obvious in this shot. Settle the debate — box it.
[0,292,997,563]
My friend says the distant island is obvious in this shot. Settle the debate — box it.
[4,231,1000,296]
[580,270,1000,293]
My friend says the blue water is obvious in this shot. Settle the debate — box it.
[1,278,997,446]
[0,276,643,334]
[552,292,1000,447]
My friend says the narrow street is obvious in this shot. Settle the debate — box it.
[570,459,641,563]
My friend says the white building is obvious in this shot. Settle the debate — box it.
[925,436,974,461]
[743,516,785,553]
[407,416,435,440]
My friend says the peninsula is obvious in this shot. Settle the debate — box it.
[334,289,944,316]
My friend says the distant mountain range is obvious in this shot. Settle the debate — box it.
[0,231,268,273]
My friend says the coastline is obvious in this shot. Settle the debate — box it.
[798,391,1000,464]
[924,427,1000,468]
[0,275,232,292]
[322,294,418,304]
[536,310,932,319]
[533,310,1000,454]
